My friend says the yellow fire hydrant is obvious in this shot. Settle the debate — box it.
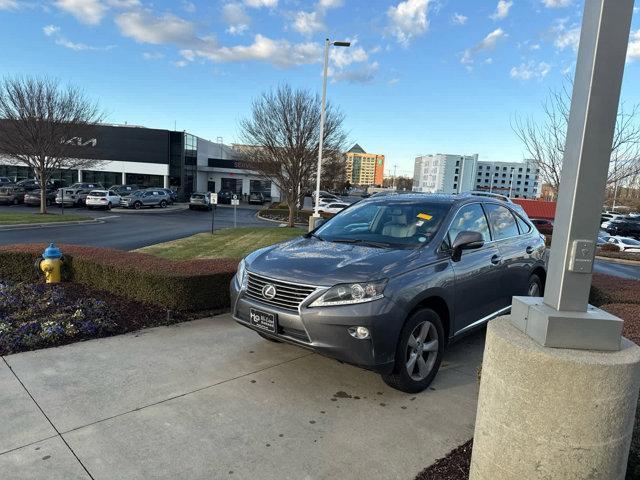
[36,243,63,284]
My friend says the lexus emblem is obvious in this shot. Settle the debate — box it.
[262,284,277,300]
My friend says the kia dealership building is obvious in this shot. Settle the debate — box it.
[0,124,280,201]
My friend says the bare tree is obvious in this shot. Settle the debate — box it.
[0,76,104,214]
[320,150,347,191]
[512,78,640,194]
[238,84,346,227]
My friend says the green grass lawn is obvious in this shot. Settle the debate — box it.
[137,227,304,260]
[0,213,91,225]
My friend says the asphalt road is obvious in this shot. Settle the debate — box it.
[0,203,271,250]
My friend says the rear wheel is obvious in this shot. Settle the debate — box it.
[134,201,142,210]
[527,273,543,297]
[160,200,167,208]
[12,198,19,205]
[107,202,112,210]
[381,308,444,393]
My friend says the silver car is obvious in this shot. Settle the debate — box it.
[121,189,170,209]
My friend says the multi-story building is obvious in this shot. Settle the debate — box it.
[345,144,385,186]
[0,124,280,201]
[412,153,478,194]
[474,160,541,199]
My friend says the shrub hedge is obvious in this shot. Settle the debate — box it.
[589,274,640,307]
[596,250,640,262]
[0,244,237,312]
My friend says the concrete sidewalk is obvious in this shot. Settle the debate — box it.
[0,314,483,480]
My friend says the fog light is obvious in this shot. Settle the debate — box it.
[348,326,370,340]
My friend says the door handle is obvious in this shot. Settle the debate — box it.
[526,246,534,254]
[491,254,502,265]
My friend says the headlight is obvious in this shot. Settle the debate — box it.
[310,279,387,307]
[236,258,247,289]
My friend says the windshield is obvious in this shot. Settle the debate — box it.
[622,238,640,246]
[89,191,106,197]
[314,200,450,247]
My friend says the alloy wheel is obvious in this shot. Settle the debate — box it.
[405,321,439,381]
[528,281,540,297]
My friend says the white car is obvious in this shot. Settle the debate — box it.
[85,189,121,210]
[605,236,640,253]
[318,202,350,214]
[601,214,625,229]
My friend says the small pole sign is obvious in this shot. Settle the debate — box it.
[231,194,239,227]
[210,192,218,234]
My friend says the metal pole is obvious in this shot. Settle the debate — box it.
[542,0,634,314]
[508,167,515,197]
[211,205,215,234]
[234,203,237,228]
[313,38,330,218]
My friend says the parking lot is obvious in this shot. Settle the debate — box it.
[0,203,270,250]
[0,314,483,480]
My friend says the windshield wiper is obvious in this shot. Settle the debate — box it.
[331,238,392,248]
[305,232,324,241]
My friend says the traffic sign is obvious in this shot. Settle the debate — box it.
[232,194,238,200]
[210,192,218,205]
[231,199,240,206]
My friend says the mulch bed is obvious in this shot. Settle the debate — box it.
[414,440,473,480]
[0,280,191,356]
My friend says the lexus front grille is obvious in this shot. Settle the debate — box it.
[245,273,317,311]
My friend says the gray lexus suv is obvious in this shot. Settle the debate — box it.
[230,193,546,392]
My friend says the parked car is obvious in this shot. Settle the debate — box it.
[24,188,57,207]
[55,183,103,207]
[248,192,265,205]
[155,188,178,204]
[109,185,138,197]
[189,192,211,211]
[217,190,235,204]
[318,202,350,215]
[121,189,170,209]
[0,185,26,205]
[86,190,121,210]
[597,233,612,246]
[604,218,640,239]
[601,213,625,229]
[15,178,41,191]
[604,236,640,252]
[530,218,554,235]
[231,193,546,393]
[0,176,13,186]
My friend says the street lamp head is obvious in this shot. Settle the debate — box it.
[333,41,351,47]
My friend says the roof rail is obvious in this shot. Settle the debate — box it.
[462,191,514,203]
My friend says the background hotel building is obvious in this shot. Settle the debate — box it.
[345,144,385,186]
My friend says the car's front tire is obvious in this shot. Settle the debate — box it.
[134,201,142,210]
[527,273,543,297]
[381,308,444,393]
[160,200,167,208]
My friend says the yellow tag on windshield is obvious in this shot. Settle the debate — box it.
[417,213,433,221]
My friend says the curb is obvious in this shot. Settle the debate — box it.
[595,255,640,266]
[113,205,188,214]
[255,211,308,227]
[0,218,103,231]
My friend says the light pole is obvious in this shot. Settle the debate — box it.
[490,171,498,193]
[313,38,351,218]
[508,167,515,197]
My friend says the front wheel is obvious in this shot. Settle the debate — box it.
[527,273,543,297]
[134,201,142,210]
[381,308,444,393]
[160,200,167,208]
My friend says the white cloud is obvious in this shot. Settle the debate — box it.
[54,0,107,25]
[387,0,429,47]
[173,60,189,68]
[106,0,140,7]
[330,62,379,84]
[461,28,507,65]
[388,77,400,85]
[542,0,572,7]
[330,43,368,69]
[222,3,250,35]
[490,0,512,20]
[0,0,19,10]
[43,24,115,51]
[243,0,277,8]
[142,51,165,60]
[43,24,61,36]
[181,34,322,68]
[182,1,196,13]
[293,10,324,36]
[510,61,551,80]
[115,10,198,44]
[530,43,541,50]
[553,21,580,52]
[451,13,467,26]
[628,30,640,62]
[318,0,343,9]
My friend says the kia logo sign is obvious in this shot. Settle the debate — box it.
[63,137,98,147]
[262,284,277,300]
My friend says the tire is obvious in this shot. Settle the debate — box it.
[527,273,543,297]
[160,200,167,208]
[381,308,445,393]
[134,201,142,210]
[13,198,19,205]
[258,332,281,343]
[107,202,112,210]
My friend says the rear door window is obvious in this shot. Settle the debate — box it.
[484,204,519,240]
[447,203,491,244]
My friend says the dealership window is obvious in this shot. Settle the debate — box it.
[221,177,242,194]
[250,179,271,197]
[125,173,163,188]
[82,170,120,187]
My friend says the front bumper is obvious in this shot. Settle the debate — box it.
[230,276,401,374]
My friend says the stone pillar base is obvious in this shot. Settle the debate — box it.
[470,316,640,480]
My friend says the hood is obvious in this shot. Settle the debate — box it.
[245,236,425,286]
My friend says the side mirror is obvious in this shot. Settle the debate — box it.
[451,231,485,262]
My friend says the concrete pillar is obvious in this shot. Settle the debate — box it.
[77,169,83,182]
[121,172,126,185]
[163,175,169,189]
[470,317,640,480]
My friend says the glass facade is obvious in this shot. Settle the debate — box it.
[0,165,78,185]
[83,170,121,187]
[125,173,163,187]
[221,177,242,194]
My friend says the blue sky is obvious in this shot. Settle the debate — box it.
[1,0,639,176]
